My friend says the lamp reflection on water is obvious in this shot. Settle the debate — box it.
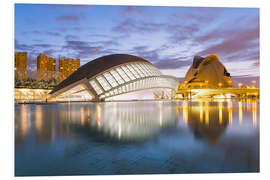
[187,101,229,144]
[219,101,223,125]
[239,101,243,124]
[15,99,259,146]
[20,105,29,137]
[228,101,233,125]
[80,107,85,126]
[205,101,209,125]
[35,105,43,133]
[183,100,188,124]
[252,101,257,128]
[200,101,203,123]
[96,105,101,128]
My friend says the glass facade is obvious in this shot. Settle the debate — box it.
[55,84,93,101]
[52,61,178,102]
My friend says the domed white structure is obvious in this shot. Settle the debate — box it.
[184,54,232,88]
[48,54,179,102]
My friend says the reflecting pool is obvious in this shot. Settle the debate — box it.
[15,99,259,176]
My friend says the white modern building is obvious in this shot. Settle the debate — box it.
[48,54,179,102]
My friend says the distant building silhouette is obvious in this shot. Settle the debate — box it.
[59,58,80,80]
[15,52,27,80]
[36,54,56,81]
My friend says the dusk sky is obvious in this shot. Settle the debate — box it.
[14,4,259,83]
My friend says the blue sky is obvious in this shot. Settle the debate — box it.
[14,4,259,81]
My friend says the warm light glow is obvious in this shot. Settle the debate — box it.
[21,105,29,137]
[252,101,257,128]
[228,101,233,125]
[218,82,222,88]
[214,94,225,99]
[96,105,101,128]
[87,107,91,119]
[118,122,122,140]
[239,101,243,125]
[159,101,163,126]
[80,107,85,126]
[183,101,188,124]
[238,83,243,88]
[205,102,209,125]
[35,105,43,132]
[199,101,203,123]
[219,101,223,124]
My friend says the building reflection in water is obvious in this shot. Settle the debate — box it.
[179,101,229,144]
[89,101,180,142]
[15,105,29,146]
[177,99,259,144]
[15,99,259,146]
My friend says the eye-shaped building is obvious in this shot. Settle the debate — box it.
[48,54,179,101]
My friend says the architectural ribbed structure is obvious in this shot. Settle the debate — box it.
[49,54,179,101]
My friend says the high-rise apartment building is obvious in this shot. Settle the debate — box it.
[59,58,80,79]
[15,52,28,80]
[36,54,56,81]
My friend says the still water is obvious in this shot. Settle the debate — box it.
[15,99,259,176]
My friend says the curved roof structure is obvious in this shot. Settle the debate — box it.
[48,54,179,101]
[51,54,148,94]
[184,54,232,88]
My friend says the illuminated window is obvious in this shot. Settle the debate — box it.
[100,95,105,99]
[133,63,145,77]
[125,84,129,91]
[57,90,93,101]
[116,67,130,82]
[103,72,118,88]
[110,69,124,84]
[90,80,103,95]
[126,64,140,79]
[122,85,126,92]
[141,63,152,76]
[118,87,122,94]
[96,75,112,91]
[137,63,149,77]
[121,65,135,80]
[110,91,114,96]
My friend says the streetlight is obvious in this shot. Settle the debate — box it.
[218,82,222,88]
[251,80,256,88]
[238,83,242,88]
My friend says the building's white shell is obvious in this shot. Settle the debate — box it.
[48,54,179,101]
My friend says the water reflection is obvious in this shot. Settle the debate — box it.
[77,101,180,142]
[180,101,229,144]
[15,99,259,175]
[15,100,259,146]
[176,99,259,144]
